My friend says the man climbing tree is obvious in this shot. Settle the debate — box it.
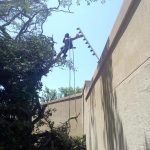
[61,33,83,57]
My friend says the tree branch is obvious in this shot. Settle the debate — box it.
[2,12,21,27]
[32,103,48,126]
[15,14,35,40]
[0,26,11,38]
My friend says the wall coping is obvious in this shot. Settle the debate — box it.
[42,93,82,105]
[85,0,135,100]
[83,80,92,91]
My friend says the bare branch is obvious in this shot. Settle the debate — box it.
[15,14,35,40]
[2,12,21,27]
[49,9,73,13]
[0,26,11,38]
[32,103,48,126]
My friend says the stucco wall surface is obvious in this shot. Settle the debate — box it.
[40,94,83,137]
[83,0,150,150]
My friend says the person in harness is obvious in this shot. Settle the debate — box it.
[61,33,83,57]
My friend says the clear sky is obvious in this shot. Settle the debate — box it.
[41,0,123,90]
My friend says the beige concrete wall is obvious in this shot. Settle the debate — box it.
[83,0,150,150]
[41,93,83,137]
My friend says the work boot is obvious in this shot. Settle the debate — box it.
[63,54,67,58]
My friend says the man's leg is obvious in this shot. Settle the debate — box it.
[69,40,73,49]
[62,47,68,57]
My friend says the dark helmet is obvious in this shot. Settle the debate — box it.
[65,33,69,38]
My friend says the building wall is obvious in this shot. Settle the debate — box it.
[41,93,83,137]
[83,0,150,150]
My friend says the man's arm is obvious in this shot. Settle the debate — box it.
[71,34,83,41]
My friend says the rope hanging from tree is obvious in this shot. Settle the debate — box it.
[59,31,83,118]
[68,40,76,118]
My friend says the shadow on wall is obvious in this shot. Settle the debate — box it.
[101,52,128,150]
[99,1,142,149]
[87,87,99,150]
[99,34,129,150]
[145,136,150,150]
[90,88,99,150]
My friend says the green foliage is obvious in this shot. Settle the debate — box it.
[0,34,56,102]
[59,87,82,97]
[34,107,86,150]
[0,0,101,149]
[0,1,57,148]
[41,87,58,103]
[41,86,82,102]
[33,128,86,150]
[0,119,31,150]
[0,34,56,149]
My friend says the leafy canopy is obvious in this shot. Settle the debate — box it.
[0,0,101,149]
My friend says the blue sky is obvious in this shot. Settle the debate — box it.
[42,0,123,90]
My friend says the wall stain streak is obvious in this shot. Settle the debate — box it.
[100,52,128,150]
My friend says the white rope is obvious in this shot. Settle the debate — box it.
[67,36,77,118]
[72,48,75,94]
[68,44,71,119]
[72,49,77,116]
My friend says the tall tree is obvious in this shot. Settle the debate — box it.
[0,0,101,149]
[0,1,72,149]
